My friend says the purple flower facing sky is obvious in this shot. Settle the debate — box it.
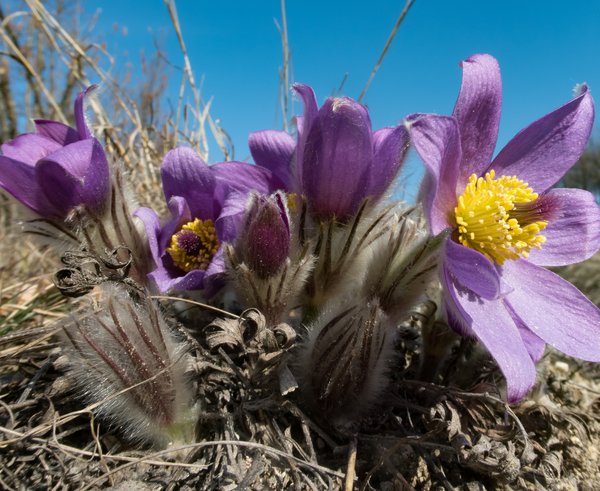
[137,147,279,293]
[249,84,409,222]
[0,86,109,219]
[407,54,600,402]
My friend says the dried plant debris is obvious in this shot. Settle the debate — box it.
[1,301,600,490]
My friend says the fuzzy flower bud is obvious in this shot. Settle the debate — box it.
[226,192,313,325]
[60,284,199,449]
[239,192,290,278]
[295,299,395,426]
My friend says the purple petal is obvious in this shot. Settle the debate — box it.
[443,267,537,402]
[443,239,500,300]
[1,133,62,165]
[210,160,277,196]
[149,265,205,293]
[526,188,600,267]
[248,130,294,189]
[161,196,192,253]
[371,125,410,198]
[293,84,319,188]
[161,147,216,219]
[34,120,80,145]
[74,85,97,139]
[452,54,502,183]
[134,207,162,266]
[506,304,546,363]
[490,86,594,192]
[215,191,247,244]
[0,155,53,215]
[36,138,110,216]
[406,114,461,234]
[501,259,600,361]
[302,97,374,220]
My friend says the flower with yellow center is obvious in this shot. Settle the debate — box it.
[453,170,548,265]
[167,218,220,273]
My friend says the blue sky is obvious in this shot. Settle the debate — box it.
[87,0,600,200]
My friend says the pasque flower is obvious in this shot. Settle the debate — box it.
[407,54,600,401]
[0,86,109,219]
[136,147,278,293]
[249,84,409,221]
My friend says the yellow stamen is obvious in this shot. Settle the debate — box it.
[167,218,220,273]
[453,170,547,265]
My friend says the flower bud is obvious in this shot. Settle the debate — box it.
[295,299,395,426]
[238,192,290,278]
[60,284,199,449]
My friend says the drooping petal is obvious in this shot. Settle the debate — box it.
[248,130,294,189]
[1,133,62,165]
[443,238,500,300]
[0,155,53,215]
[452,54,502,182]
[371,125,410,198]
[443,267,537,402]
[74,85,97,139]
[406,114,461,235]
[501,259,600,361]
[527,188,600,266]
[490,86,594,192]
[161,147,216,219]
[34,120,80,145]
[36,138,110,216]
[301,97,374,220]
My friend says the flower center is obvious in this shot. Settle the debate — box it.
[167,218,220,272]
[454,170,550,265]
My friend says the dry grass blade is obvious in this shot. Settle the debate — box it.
[358,0,416,102]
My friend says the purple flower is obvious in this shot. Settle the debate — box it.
[408,54,600,402]
[0,86,110,219]
[249,84,409,221]
[136,147,279,293]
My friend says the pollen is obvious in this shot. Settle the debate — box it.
[454,170,548,265]
[167,218,220,273]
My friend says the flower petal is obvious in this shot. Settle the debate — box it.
[1,133,62,165]
[527,188,600,266]
[34,120,80,145]
[405,114,461,235]
[301,97,374,220]
[74,85,97,139]
[490,86,594,192]
[134,207,162,266]
[210,160,277,196]
[293,83,319,188]
[248,130,294,189]
[161,147,216,219]
[214,191,247,244]
[443,238,500,300]
[0,155,52,215]
[501,259,600,361]
[453,54,502,183]
[149,263,205,293]
[443,266,537,402]
[371,125,410,198]
[36,138,110,216]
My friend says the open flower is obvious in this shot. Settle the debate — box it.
[0,86,109,219]
[249,84,409,221]
[136,147,278,293]
[407,54,600,401]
